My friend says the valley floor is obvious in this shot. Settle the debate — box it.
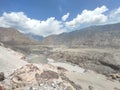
[0,44,120,90]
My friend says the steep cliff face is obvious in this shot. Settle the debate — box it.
[42,23,120,48]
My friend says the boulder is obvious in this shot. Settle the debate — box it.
[0,72,4,81]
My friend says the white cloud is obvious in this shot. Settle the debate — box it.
[65,5,108,29]
[62,13,70,21]
[0,6,120,37]
[0,12,66,36]
[110,7,120,16]
[108,7,120,23]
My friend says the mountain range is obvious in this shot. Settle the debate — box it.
[0,23,120,48]
[42,23,120,48]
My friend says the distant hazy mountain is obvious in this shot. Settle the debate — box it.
[25,33,43,41]
[0,27,37,45]
[42,23,120,48]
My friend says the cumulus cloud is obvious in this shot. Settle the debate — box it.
[0,12,66,36]
[65,5,108,29]
[108,7,120,23]
[0,6,120,36]
[62,13,70,21]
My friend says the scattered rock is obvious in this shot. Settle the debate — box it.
[88,85,95,90]
[0,72,4,81]
[108,73,120,82]
[57,66,67,72]
[3,64,76,90]
[49,50,120,75]
[40,70,59,80]
[21,56,26,60]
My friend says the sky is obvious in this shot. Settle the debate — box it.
[0,0,120,37]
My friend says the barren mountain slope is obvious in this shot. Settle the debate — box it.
[0,43,27,77]
[0,27,37,45]
[42,23,120,48]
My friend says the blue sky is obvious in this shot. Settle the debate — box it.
[0,0,120,36]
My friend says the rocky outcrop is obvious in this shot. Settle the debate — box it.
[2,64,79,90]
